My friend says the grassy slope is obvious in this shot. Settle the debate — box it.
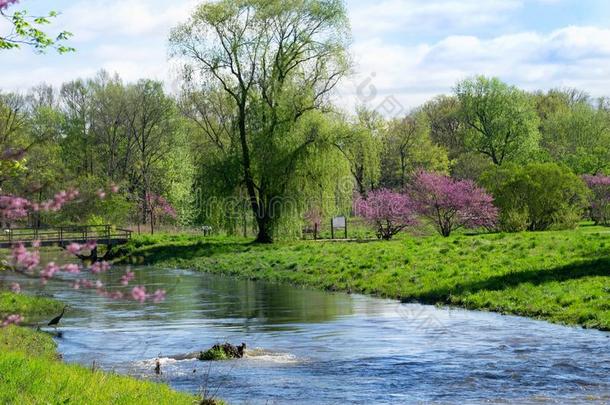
[115,227,610,331]
[0,292,63,322]
[0,293,201,405]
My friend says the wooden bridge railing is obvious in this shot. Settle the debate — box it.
[0,224,132,247]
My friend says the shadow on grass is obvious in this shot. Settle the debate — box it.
[113,241,252,265]
[411,257,610,303]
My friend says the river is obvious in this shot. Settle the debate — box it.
[3,267,609,404]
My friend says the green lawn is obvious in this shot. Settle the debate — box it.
[0,293,211,405]
[114,226,610,331]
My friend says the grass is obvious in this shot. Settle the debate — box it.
[0,346,201,405]
[113,225,610,331]
[199,347,231,361]
[0,292,63,323]
[0,293,216,404]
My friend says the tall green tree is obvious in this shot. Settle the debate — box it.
[380,111,449,188]
[541,99,610,175]
[421,95,464,160]
[171,0,352,243]
[455,76,540,165]
[335,107,383,196]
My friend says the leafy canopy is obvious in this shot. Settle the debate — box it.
[455,76,540,165]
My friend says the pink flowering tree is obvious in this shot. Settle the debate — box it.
[409,171,498,237]
[1,185,166,328]
[303,208,322,239]
[354,189,418,240]
[142,193,177,234]
[583,175,610,226]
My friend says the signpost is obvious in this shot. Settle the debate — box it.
[331,216,348,239]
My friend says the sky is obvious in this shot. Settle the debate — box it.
[2,0,610,115]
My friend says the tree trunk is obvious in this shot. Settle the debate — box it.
[254,218,273,243]
[237,103,274,244]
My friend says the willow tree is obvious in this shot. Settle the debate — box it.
[171,0,352,243]
[334,107,383,196]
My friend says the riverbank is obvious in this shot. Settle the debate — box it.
[0,292,213,404]
[113,226,610,331]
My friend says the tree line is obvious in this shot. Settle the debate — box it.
[1,0,609,241]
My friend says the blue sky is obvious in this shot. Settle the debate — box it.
[2,0,610,113]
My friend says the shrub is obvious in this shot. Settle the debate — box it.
[583,175,610,226]
[408,171,498,237]
[481,163,590,232]
[354,189,417,240]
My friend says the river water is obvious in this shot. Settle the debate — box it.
[3,267,609,404]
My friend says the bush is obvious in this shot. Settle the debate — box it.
[481,163,590,232]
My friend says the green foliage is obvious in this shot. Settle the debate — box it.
[455,76,541,165]
[380,111,450,188]
[422,95,465,160]
[0,8,74,53]
[115,227,610,331]
[481,163,590,231]
[47,175,133,226]
[541,99,610,175]
[171,0,352,242]
[199,347,230,361]
[335,107,383,195]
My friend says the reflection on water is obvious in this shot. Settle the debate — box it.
[2,267,609,404]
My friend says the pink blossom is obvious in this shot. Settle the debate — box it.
[90,261,110,274]
[40,262,60,284]
[10,283,20,293]
[35,189,80,213]
[409,171,498,237]
[10,243,40,272]
[1,314,23,327]
[66,243,82,255]
[143,193,177,220]
[96,189,107,200]
[131,286,148,303]
[152,289,166,303]
[110,183,120,193]
[109,291,124,299]
[62,263,81,274]
[0,195,30,220]
[84,241,97,251]
[120,270,135,286]
[354,189,418,240]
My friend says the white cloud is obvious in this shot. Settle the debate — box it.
[2,0,610,119]
[57,0,198,42]
[349,0,522,36]
[340,26,610,115]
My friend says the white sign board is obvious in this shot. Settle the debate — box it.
[332,216,346,229]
